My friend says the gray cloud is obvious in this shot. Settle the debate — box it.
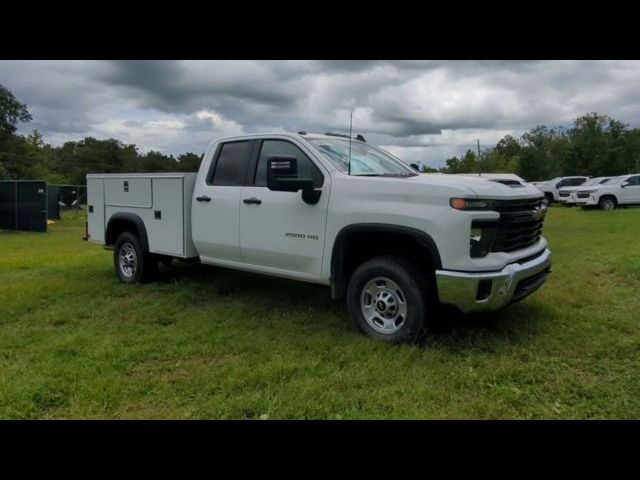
[1,60,639,167]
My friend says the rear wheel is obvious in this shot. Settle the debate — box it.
[114,231,157,283]
[346,255,434,343]
[599,196,616,210]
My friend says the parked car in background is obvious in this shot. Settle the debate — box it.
[575,174,640,210]
[532,176,590,205]
[559,177,613,205]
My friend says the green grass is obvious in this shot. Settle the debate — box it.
[1,207,639,419]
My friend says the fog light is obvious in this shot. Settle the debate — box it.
[469,224,497,258]
[470,227,482,242]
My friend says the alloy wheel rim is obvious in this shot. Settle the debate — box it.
[119,242,137,278]
[360,277,408,334]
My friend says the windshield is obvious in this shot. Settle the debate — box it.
[609,176,630,185]
[307,138,416,176]
[583,177,609,186]
[541,177,561,185]
[584,176,624,187]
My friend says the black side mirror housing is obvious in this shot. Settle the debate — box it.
[621,181,629,188]
[266,156,321,204]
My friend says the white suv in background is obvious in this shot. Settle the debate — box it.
[560,177,613,205]
[575,174,640,210]
[532,176,589,205]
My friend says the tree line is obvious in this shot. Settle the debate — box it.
[440,114,640,180]
[2,83,640,184]
[0,84,202,185]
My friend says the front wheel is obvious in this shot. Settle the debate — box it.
[346,255,434,343]
[599,196,616,210]
[114,231,157,283]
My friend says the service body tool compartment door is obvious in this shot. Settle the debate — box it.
[87,177,105,242]
[148,177,185,256]
[104,177,152,208]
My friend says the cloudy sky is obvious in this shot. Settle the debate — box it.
[1,60,639,168]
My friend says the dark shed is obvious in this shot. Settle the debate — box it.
[0,180,48,232]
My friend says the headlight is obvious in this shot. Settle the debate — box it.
[469,223,498,258]
[450,198,497,210]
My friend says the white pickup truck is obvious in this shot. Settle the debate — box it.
[86,132,552,343]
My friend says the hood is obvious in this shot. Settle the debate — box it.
[408,174,544,199]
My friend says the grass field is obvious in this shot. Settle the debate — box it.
[1,207,639,419]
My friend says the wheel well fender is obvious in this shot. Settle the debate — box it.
[105,213,150,252]
[330,223,442,300]
[599,194,618,204]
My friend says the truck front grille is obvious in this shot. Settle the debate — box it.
[577,191,590,199]
[559,191,570,197]
[476,197,546,254]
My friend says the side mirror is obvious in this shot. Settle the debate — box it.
[409,163,421,172]
[621,181,629,188]
[266,156,321,204]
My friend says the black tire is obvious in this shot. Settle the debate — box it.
[346,255,434,343]
[114,231,157,283]
[598,196,616,210]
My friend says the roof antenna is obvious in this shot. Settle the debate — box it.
[477,139,481,177]
[348,110,353,176]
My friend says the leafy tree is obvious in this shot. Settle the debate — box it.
[444,150,478,173]
[0,84,34,179]
[0,83,32,137]
[177,152,203,172]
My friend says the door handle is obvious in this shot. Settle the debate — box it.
[243,197,262,205]
[196,195,211,202]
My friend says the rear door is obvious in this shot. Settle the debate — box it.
[191,140,253,263]
[239,138,330,279]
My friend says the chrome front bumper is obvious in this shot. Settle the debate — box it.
[435,249,552,313]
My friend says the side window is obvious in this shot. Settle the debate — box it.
[627,176,640,186]
[254,140,324,188]
[208,141,251,186]
[572,178,587,186]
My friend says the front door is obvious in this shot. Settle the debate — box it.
[239,139,330,279]
[620,175,640,204]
